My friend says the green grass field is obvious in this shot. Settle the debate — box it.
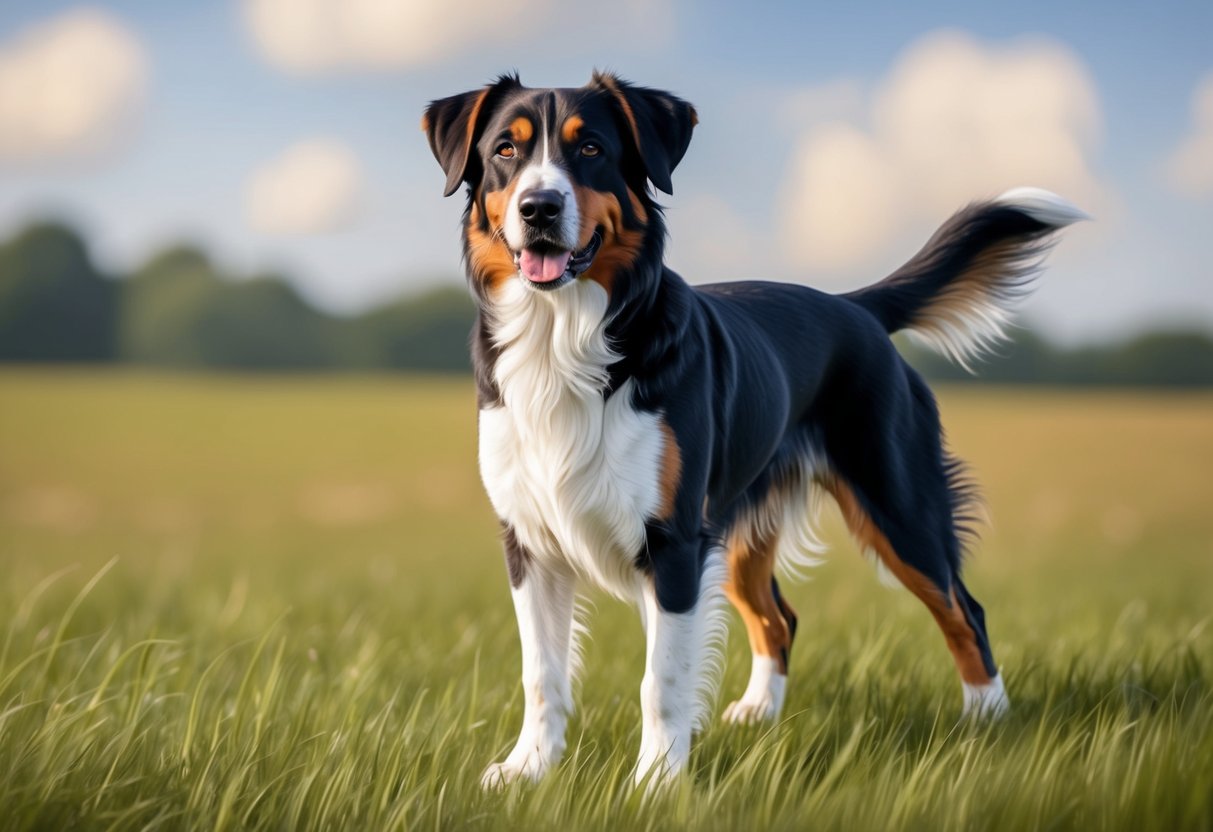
[1,370,1210,830]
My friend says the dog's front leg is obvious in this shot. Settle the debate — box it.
[634,535,726,788]
[482,556,577,789]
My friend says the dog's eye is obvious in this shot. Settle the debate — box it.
[496,142,516,159]
[580,142,601,158]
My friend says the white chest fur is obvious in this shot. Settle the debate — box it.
[478,279,666,598]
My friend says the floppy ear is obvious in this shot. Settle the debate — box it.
[591,71,697,195]
[422,74,521,197]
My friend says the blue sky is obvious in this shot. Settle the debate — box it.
[1,0,1210,343]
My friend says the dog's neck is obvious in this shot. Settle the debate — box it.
[475,205,679,407]
[487,276,617,423]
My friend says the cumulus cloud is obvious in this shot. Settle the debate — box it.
[778,78,867,132]
[242,0,669,74]
[246,139,365,235]
[242,0,549,73]
[1163,71,1213,198]
[779,30,1107,275]
[0,9,147,166]
[666,193,777,281]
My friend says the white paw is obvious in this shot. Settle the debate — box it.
[633,760,672,790]
[722,694,780,724]
[480,746,555,790]
[962,674,1010,719]
[633,733,689,790]
[633,751,682,790]
[722,657,786,724]
[480,758,541,790]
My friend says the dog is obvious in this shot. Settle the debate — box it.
[423,72,1084,788]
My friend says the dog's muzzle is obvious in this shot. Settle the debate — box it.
[515,230,602,291]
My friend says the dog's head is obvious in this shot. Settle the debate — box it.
[423,73,696,299]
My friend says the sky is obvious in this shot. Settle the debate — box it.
[1,0,1211,344]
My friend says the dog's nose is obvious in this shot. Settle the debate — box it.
[518,189,564,230]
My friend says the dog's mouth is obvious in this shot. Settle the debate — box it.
[514,230,602,291]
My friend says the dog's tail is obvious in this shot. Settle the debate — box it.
[843,188,1088,369]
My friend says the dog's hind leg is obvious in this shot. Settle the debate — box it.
[825,475,1009,718]
[481,543,578,788]
[720,526,798,723]
[951,576,1008,716]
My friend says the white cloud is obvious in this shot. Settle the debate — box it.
[777,78,867,132]
[665,193,777,281]
[1164,70,1213,198]
[0,9,147,166]
[242,0,549,73]
[778,30,1108,276]
[241,0,671,74]
[246,139,365,235]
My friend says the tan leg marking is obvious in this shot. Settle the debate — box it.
[724,528,793,673]
[656,420,681,520]
[825,477,992,685]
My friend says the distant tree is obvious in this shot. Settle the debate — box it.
[1076,332,1213,387]
[898,328,1213,387]
[120,247,335,369]
[119,246,223,365]
[0,222,119,361]
[351,286,476,372]
[188,276,337,369]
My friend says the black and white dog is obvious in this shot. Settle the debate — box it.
[423,72,1084,787]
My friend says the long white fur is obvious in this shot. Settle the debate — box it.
[480,268,727,785]
[907,187,1087,371]
[480,277,666,599]
[480,561,577,787]
[729,451,830,583]
[904,300,1019,372]
[635,550,728,786]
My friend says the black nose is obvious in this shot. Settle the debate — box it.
[518,189,564,230]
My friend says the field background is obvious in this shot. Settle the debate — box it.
[1,370,1210,830]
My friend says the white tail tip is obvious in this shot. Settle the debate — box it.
[995,187,1091,227]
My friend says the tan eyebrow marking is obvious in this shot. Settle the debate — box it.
[509,117,533,143]
[561,115,584,144]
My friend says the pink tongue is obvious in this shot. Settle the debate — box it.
[519,248,572,283]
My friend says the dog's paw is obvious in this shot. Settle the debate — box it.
[481,725,566,790]
[632,750,683,791]
[480,757,544,790]
[633,727,691,790]
[722,694,780,724]
[722,657,786,725]
[722,659,786,724]
[962,675,1010,720]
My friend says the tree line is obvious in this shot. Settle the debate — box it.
[0,221,472,372]
[2,220,1210,385]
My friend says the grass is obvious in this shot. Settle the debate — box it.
[0,368,1210,830]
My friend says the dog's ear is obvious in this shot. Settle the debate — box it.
[422,74,522,197]
[591,71,697,195]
